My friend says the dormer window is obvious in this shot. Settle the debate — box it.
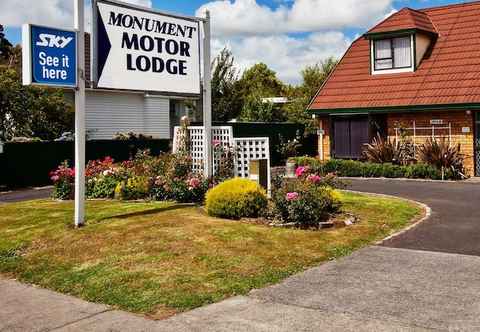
[371,35,414,74]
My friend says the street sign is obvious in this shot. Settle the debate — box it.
[22,24,77,88]
[93,0,201,95]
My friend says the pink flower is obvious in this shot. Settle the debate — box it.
[188,177,201,190]
[307,174,321,184]
[286,192,299,201]
[51,175,60,182]
[295,167,306,177]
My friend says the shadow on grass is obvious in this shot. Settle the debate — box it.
[96,203,196,222]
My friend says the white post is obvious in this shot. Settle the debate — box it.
[202,11,213,178]
[74,0,86,227]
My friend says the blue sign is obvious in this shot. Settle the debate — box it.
[30,25,77,87]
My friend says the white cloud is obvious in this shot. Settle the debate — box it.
[197,0,394,37]
[0,0,152,28]
[213,31,351,84]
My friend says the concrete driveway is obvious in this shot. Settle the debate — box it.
[2,179,480,331]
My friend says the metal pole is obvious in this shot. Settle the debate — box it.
[202,11,213,178]
[74,0,86,227]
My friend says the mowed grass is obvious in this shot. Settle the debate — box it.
[0,192,422,319]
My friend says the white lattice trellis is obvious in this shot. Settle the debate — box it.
[173,126,234,174]
[173,126,271,192]
[234,137,271,193]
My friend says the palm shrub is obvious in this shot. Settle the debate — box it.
[417,139,465,179]
[363,134,414,165]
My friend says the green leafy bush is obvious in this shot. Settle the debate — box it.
[87,175,119,199]
[270,167,341,227]
[205,178,268,219]
[115,176,150,200]
[50,161,74,200]
[417,139,465,179]
[289,157,457,180]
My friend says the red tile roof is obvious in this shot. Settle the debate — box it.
[367,8,437,35]
[309,1,480,112]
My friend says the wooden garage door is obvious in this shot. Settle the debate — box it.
[333,117,369,159]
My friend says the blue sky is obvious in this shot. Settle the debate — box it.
[0,0,470,82]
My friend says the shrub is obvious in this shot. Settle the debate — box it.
[152,174,210,203]
[417,139,465,179]
[115,176,150,200]
[87,175,120,199]
[50,161,74,200]
[363,134,415,165]
[270,168,341,227]
[205,178,268,219]
[288,157,459,180]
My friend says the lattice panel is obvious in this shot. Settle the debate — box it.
[174,127,270,189]
[173,126,233,174]
[234,137,271,192]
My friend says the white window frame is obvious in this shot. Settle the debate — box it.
[371,34,415,75]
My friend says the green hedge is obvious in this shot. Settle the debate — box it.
[290,157,457,180]
[0,139,170,189]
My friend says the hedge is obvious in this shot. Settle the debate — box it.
[0,139,170,189]
[290,157,457,180]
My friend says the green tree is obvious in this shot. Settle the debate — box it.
[238,93,286,123]
[0,68,74,141]
[285,57,338,132]
[0,24,12,63]
[237,63,285,100]
[211,47,242,121]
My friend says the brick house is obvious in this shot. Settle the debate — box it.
[309,1,480,177]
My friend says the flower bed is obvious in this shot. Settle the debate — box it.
[50,151,216,203]
[204,165,344,229]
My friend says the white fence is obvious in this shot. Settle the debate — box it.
[173,126,271,191]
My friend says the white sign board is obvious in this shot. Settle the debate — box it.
[430,119,444,125]
[94,0,201,94]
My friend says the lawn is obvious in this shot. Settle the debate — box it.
[0,192,422,319]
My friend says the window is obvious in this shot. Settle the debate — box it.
[373,36,412,72]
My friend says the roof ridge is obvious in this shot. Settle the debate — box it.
[419,0,480,13]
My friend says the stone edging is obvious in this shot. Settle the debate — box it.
[341,189,432,245]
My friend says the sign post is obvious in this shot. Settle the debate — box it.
[22,5,81,228]
[202,11,212,178]
[74,0,86,227]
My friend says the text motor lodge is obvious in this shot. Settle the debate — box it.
[108,12,197,76]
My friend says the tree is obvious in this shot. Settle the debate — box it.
[237,63,285,100]
[0,68,74,141]
[0,25,12,64]
[211,48,242,122]
[301,57,337,101]
[284,57,338,132]
[238,94,278,123]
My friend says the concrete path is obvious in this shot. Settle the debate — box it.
[2,178,480,331]
[0,187,52,203]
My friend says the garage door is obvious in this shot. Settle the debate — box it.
[333,117,369,159]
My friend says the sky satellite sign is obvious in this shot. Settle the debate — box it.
[22,24,77,88]
[94,0,201,95]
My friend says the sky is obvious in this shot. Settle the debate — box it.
[0,0,472,84]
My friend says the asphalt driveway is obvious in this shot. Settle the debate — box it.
[346,178,480,256]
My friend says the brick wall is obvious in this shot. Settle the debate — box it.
[387,111,475,176]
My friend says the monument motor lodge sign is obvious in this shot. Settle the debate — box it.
[94,0,201,94]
